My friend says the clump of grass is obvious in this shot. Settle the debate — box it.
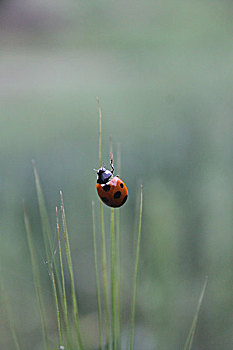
[1,100,207,350]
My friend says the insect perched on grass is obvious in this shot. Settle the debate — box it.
[95,158,128,208]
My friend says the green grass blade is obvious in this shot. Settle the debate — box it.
[0,267,22,350]
[92,201,104,350]
[97,98,111,350]
[97,97,102,168]
[56,207,71,347]
[115,208,121,350]
[32,160,52,260]
[183,276,208,350]
[109,136,117,350]
[32,161,63,302]
[100,195,111,350]
[115,143,121,350]
[110,208,116,350]
[23,202,49,350]
[51,263,63,346]
[60,191,84,350]
[129,185,143,350]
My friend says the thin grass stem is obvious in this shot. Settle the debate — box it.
[32,160,53,261]
[60,191,83,350]
[97,98,111,350]
[100,202,111,350]
[97,97,102,168]
[110,208,116,350]
[109,139,117,350]
[23,202,49,350]
[56,207,71,347]
[129,185,143,350]
[183,276,208,350]
[51,263,63,346]
[115,143,121,349]
[32,161,63,303]
[92,201,104,350]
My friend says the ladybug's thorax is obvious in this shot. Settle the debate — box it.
[97,167,113,184]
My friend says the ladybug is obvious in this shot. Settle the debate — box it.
[96,159,128,208]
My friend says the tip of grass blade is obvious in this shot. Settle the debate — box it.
[184,276,208,350]
[60,191,64,205]
[32,159,37,177]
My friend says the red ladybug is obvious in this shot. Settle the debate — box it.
[96,159,128,208]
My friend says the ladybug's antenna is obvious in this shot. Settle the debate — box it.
[110,153,114,174]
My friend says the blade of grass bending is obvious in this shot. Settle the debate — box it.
[56,207,71,347]
[32,160,52,261]
[183,276,208,350]
[115,143,121,350]
[60,191,84,350]
[92,201,104,350]
[23,202,49,350]
[51,263,63,346]
[97,98,111,350]
[110,208,117,350]
[129,185,143,350]
[0,267,22,350]
[32,161,63,302]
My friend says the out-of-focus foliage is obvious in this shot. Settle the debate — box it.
[0,0,232,349]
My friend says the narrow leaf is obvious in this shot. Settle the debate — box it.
[23,202,49,350]
[92,201,103,350]
[60,191,83,350]
[129,185,143,350]
[183,276,208,350]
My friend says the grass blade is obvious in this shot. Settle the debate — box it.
[60,191,83,350]
[92,201,104,350]
[109,137,117,350]
[56,207,71,347]
[97,98,111,350]
[129,185,143,350]
[110,208,116,350]
[32,160,52,261]
[115,143,121,350]
[100,199,111,350]
[32,161,63,302]
[51,263,63,346]
[183,276,208,350]
[97,97,102,168]
[23,202,49,350]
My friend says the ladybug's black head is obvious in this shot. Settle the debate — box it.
[96,167,113,184]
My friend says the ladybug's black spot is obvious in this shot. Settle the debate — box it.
[114,191,121,199]
[103,184,110,192]
[120,183,124,188]
[121,195,128,205]
[102,197,109,204]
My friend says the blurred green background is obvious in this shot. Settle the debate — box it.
[0,0,232,349]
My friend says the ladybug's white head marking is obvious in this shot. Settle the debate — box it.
[96,167,113,184]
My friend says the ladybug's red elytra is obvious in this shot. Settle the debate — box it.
[96,159,128,208]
